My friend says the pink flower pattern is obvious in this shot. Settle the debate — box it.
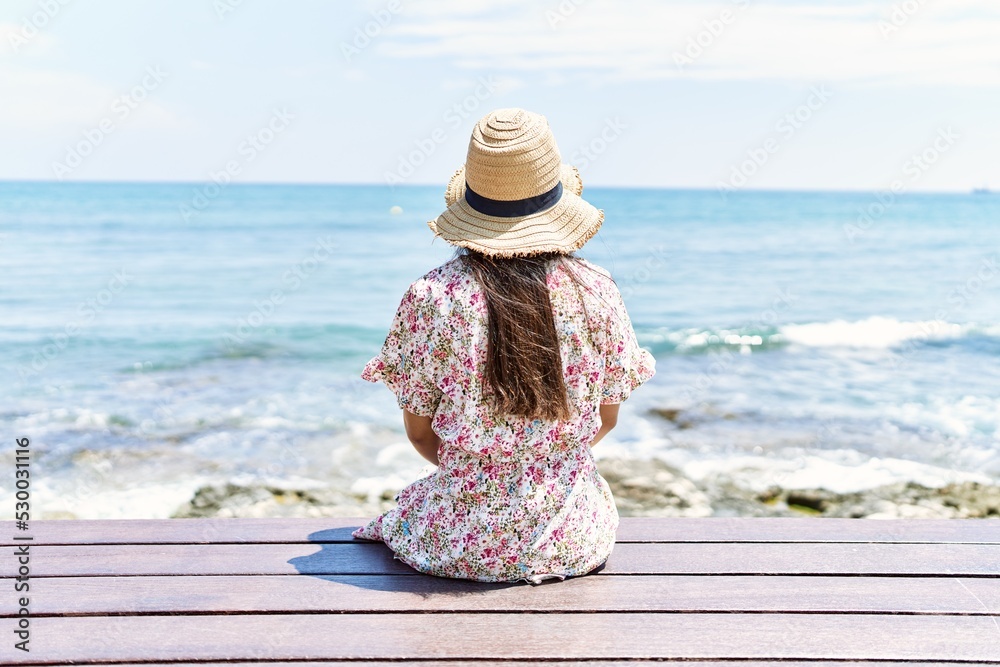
[352,256,655,584]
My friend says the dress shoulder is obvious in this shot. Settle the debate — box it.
[553,257,624,317]
[557,258,654,404]
[406,257,469,300]
[570,257,614,280]
[359,262,465,417]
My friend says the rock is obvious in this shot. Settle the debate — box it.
[171,483,393,519]
[647,407,696,429]
[937,481,1000,518]
[706,479,1000,519]
[596,457,713,517]
[650,408,683,422]
[701,479,804,517]
[170,463,1000,521]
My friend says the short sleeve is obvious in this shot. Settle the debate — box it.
[599,281,656,404]
[361,282,444,417]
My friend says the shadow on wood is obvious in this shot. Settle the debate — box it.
[287,525,605,595]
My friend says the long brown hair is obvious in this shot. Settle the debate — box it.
[456,246,612,422]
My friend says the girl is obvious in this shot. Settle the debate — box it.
[352,108,655,585]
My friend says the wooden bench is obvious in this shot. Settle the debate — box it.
[2,517,999,663]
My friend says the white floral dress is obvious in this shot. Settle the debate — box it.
[352,255,655,584]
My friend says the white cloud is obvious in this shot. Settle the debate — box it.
[374,0,1000,86]
[1,15,180,131]
[439,74,524,93]
[0,19,56,55]
[0,66,179,129]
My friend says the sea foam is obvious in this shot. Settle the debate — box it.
[780,316,968,349]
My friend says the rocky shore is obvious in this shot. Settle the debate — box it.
[171,456,1000,520]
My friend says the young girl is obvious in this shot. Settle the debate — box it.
[352,108,655,585]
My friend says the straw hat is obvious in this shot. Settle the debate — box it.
[427,108,604,258]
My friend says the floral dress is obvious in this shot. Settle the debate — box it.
[351,255,655,584]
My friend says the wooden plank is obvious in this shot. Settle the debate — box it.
[3,516,998,546]
[2,574,997,616]
[3,613,999,662]
[52,663,993,667]
[3,542,998,578]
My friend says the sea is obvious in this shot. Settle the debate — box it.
[2,182,998,519]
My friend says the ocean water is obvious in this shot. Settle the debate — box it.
[2,181,998,518]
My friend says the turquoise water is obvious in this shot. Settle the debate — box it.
[2,182,998,517]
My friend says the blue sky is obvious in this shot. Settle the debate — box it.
[2,0,998,191]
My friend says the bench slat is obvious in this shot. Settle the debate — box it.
[3,517,997,546]
[5,613,999,662]
[1,574,996,616]
[49,663,989,667]
[4,542,998,578]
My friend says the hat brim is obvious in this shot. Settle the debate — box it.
[429,163,601,258]
[427,185,603,259]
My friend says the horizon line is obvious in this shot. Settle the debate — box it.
[0,178,992,197]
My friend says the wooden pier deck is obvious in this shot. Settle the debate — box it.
[2,517,999,664]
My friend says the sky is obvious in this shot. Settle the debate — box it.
[1,0,998,191]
